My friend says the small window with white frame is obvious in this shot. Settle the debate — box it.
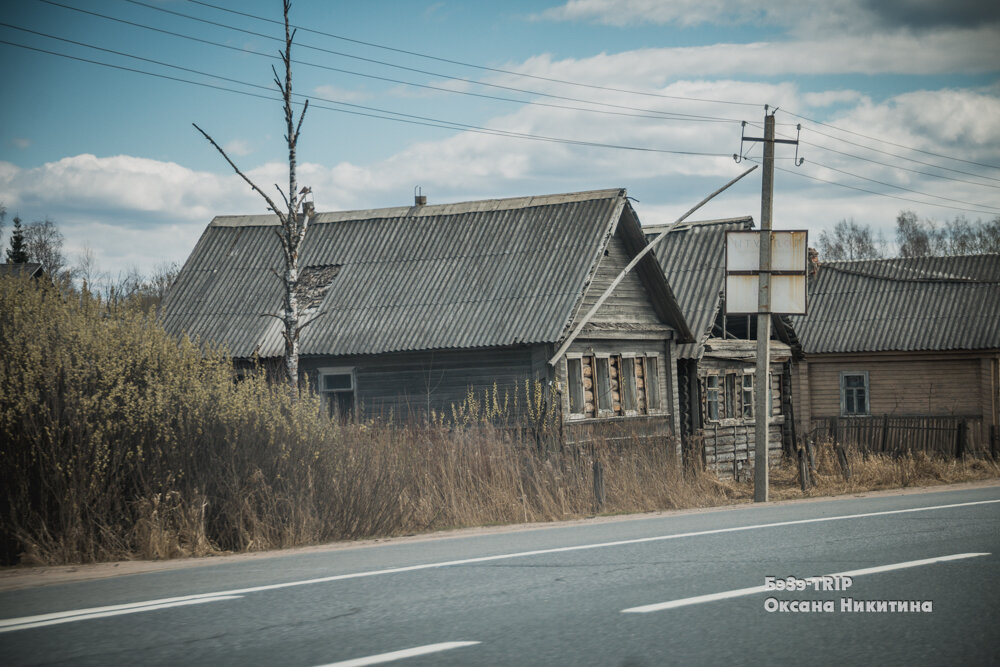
[319,367,356,419]
[840,371,869,416]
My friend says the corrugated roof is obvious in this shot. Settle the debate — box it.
[0,262,43,278]
[162,189,683,357]
[789,255,1000,354]
[645,217,753,358]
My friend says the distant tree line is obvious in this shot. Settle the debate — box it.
[0,202,178,312]
[817,210,1000,261]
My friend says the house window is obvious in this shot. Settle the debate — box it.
[595,357,612,413]
[742,374,753,419]
[568,357,585,415]
[706,375,720,421]
[645,356,660,410]
[725,373,736,419]
[841,372,869,416]
[621,357,637,413]
[319,367,356,419]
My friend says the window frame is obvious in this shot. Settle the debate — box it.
[318,366,356,419]
[840,371,870,417]
[644,355,660,411]
[567,356,585,416]
[741,373,754,420]
[705,374,720,422]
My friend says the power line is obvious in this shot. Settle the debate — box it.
[180,0,1000,174]
[41,0,743,126]
[0,37,731,159]
[182,0,761,109]
[781,109,1000,172]
[747,157,1000,217]
[753,123,1000,189]
[805,158,1000,212]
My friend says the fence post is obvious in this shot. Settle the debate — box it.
[797,443,810,491]
[592,459,605,512]
[835,443,852,482]
[880,413,890,454]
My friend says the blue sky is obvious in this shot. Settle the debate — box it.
[1,0,999,277]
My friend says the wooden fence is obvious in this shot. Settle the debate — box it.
[809,415,995,458]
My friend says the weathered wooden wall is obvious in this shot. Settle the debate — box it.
[301,345,543,420]
[805,356,981,418]
[701,422,785,481]
[576,232,663,327]
[694,358,788,480]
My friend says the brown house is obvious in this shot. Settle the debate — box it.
[647,217,800,478]
[161,189,692,438]
[789,255,1000,454]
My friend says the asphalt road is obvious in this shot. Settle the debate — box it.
[2,485,999,666]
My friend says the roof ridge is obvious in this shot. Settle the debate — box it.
[822,262,1000,284]
[211,188,626,227]
[642,216,754,234]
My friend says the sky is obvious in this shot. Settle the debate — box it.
[1,0,999,278]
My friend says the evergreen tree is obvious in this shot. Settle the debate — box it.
[6,216,29,263]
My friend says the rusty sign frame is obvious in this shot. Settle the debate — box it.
[724,230,808,315]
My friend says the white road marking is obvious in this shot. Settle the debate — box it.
[316,641,480,666]
[3,497,997,633]
[0,595,242,633]
[621,552,991,613]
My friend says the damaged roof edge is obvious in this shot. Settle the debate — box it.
[210,188,628,228]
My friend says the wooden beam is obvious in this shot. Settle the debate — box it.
[549,166,758,367]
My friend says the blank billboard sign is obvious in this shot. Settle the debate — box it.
[725,230,807,314]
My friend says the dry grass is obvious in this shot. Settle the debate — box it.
[2,274,997,567]
[768,441,1000,500]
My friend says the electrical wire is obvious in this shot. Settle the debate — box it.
[181,0,762,109]
[780,109,1000,172]
[0,37,732,158]
[53,0,747,124]
[179,0,1000,173]
[746,157,1000,217]
[6,17,735,126]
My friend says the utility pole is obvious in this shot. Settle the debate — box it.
[754,111,775,503]
[738,106,801,503]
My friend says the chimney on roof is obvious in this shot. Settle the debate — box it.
[808,247,820,277]
[414,185,427,206]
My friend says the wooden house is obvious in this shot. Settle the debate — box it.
[646,218,800,478]
[161,189,693,439]
[789,255,1000,454]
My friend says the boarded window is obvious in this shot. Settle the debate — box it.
[568,358,584,414]
[610,356,622,414]
[725,373,736,419]
[841,372,869,416]
[742,374,753,419]
[596,357,612,413]
[320,367,355,420]
[706,375,720,421]
[621,357,637,412]
[645,356,660,410]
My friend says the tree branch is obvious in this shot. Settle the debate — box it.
[193,123,285,223]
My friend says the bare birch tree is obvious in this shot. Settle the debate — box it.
[194,0,312,399]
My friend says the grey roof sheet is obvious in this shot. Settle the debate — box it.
[161,189,656,357]
[789,255,1000,354]
[645,217,753,358]
[0,262,43,277]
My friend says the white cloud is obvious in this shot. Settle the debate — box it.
[11,137,31,149]
[1,70,997,279]
[504,27,1000,82]
[222,139,252,157]
[533,0,1000,34]
[313,84,371,103]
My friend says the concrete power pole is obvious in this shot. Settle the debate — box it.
[754,111,776,503]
